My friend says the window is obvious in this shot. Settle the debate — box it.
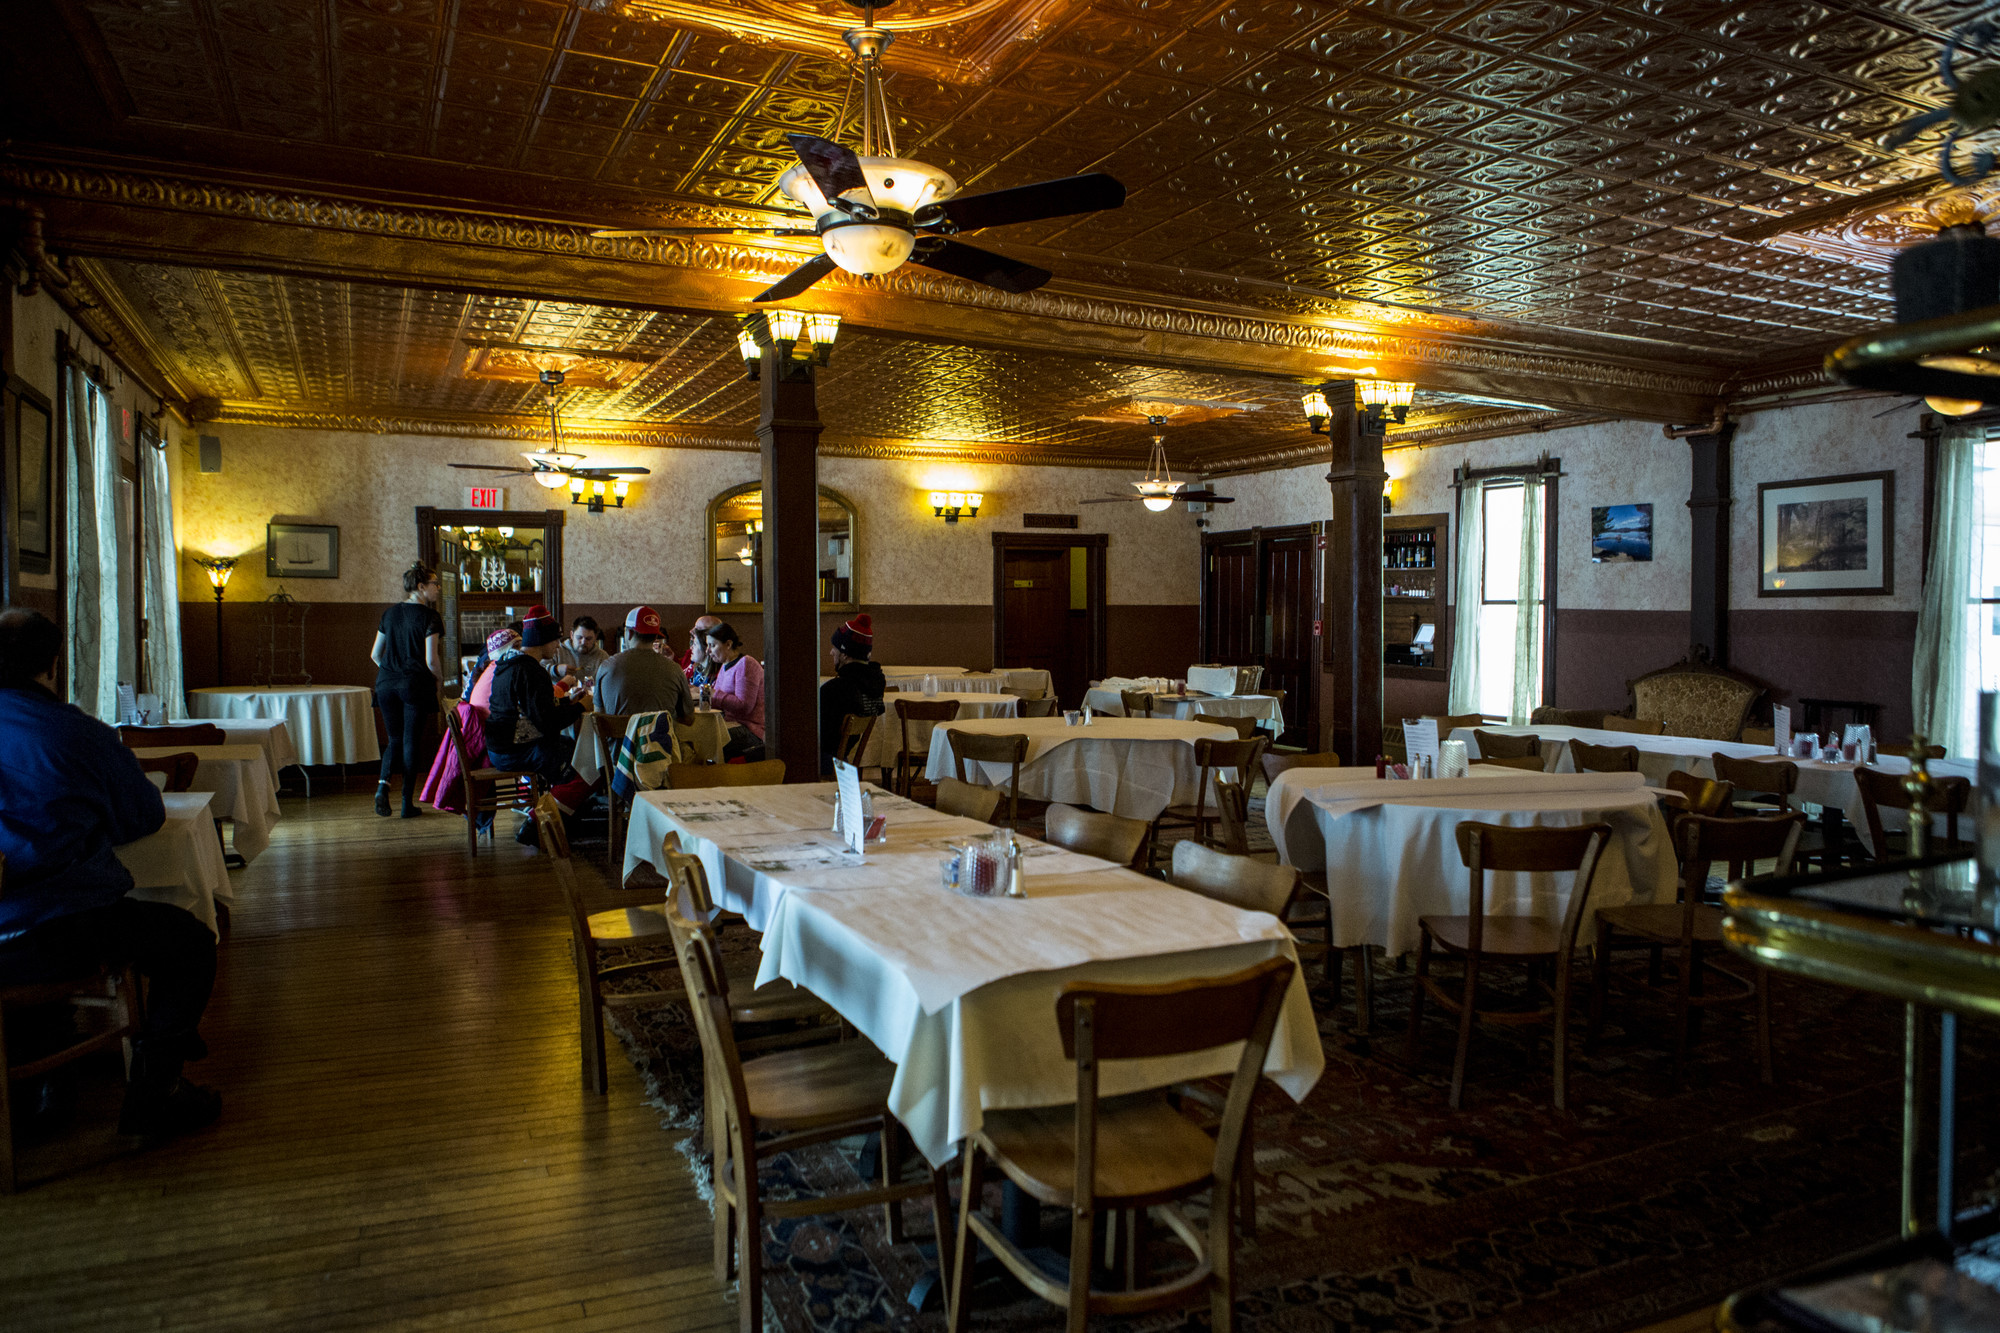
[1955,435,2000,749]
[1478,483,1527,719]
[1449,472,1550,723]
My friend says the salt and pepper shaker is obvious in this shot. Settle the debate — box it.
[1004,829,1026,898]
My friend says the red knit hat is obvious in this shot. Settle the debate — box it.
[831,613,873,658]
[524,604,551,621]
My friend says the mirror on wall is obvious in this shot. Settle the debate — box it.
[416,506,565,686]
[707,483,857,614]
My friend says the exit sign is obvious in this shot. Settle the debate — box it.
[465,486,506,509]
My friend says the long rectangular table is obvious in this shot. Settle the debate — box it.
[132,743,281,861]
[116,792,231,937]
[623,782,1323,1164]
[1084,689,1286,735]
[923,716,1238,821]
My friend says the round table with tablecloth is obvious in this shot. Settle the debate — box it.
[188,686,381,766]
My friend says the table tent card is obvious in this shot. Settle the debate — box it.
[834,758,867,854]
[1402,717,1441,776]
[1773,704,1791,755]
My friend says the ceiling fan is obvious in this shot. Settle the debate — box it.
[447,369,651,496]
[589,3,1125,304]
[1080,418,1234,513]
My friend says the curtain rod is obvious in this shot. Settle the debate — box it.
[1450,453,1565,489]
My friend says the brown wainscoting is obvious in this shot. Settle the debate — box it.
[1553,608,1694,713]
[1384,675,1448,732]
[1729,608,1919,745]
[1106,604,1200,681]
[179,600,383,691]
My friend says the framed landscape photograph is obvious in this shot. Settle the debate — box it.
[267,522,340,579]
[1590,503,1652,562]
[15,390,53,572]
[1758,471,1892,597]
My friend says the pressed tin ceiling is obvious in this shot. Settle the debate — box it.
[2,0,1979,457]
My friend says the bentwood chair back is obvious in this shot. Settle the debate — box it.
[1169,841,1299,918]
[1569,740,1638,773]
[137,752,199,792]
[1853,765,1972,861]
[1208,777,1253,854]
[119,723,225,748]
[593,712,634,871]
[833,713,877,774]
[1152,735,1270,865]
[1600,715,1666,736]
[1016,697,1058,719]
[1260,751,1341,787]
[1043,803,1148,866]
[532,795,677,1093]
[946,957,1296,1333]
[666,759,786,789]
[1589,813,1802,1081]
[1407,821,1610,1110]
[1428,714,1485,740]
[949,730,1030,828]
[1192,711,1260,740]
[935,777,1002,824]
[894,699,961,796]
[445,704,541,856]
[1119,689,1155,718]
[1472,729,1540,761]
[1476,754,1547,772]
[1660,772,1733,861]
[668,902,951,1332]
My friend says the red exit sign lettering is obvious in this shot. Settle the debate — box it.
[465,487,505,509]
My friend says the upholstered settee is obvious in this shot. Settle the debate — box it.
[1529,706,1609,729]
[1625,651,1765,742]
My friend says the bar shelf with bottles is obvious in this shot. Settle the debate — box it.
[1384,512,1447,681]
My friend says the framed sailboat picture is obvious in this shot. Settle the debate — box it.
[266,522,340,579]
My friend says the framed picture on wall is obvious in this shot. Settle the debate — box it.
[267,522,340,579]
[1757,470,1892,597]
[1590,504,1652,562]
[15,389,54,574]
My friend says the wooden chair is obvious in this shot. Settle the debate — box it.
[1853,765,1972,861]
[946,957,1296,1333]
[1407,821,1612,1110]
[1589,813,1803,1081]
[1151,735,1269,866]
[1192,711,1259,740]
[1472,729,1541,761]
[893,699,961,797]
[1709,753,1797,816]
[1658,772,1734,873]
[444,705,541,856]
[1044,803,1148,866]
[935,777,1001,823]
[1428,713,1485,739]
[1600,715,1666,736]
[1120,689,1155,718]
[670,903,951,1332]
[1209,777,1252,854]
[592,713,633,871]
[948,730,1030,828]
[119,723,225,748]
[1261,688,1299,752]
[137,752,199,792]
[833,713,876,774]
[1016,696,1058,719]
[1261,751,1341,789]
[1569,740,1638,773]
[1475,754,1546,772]
[666,759,786,789]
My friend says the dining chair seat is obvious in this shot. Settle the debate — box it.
[1417,914,1561,956]
[587,903,673,942]
[739,1041,902,1131]
[978,1093,1217,1207]
[1595,901,1725,944]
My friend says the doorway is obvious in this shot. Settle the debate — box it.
[1200,523,1320,748]
[992,533,1106,708]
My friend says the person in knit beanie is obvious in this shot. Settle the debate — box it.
[819,613,885,775]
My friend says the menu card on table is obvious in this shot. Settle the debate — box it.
[834,759,866,854]
[1773,704,1791,755]
[1402,717,1441,775]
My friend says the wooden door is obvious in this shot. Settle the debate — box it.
[1202,536,1257,663]
[1261,533,1318,748]
[1000,547,1079,702]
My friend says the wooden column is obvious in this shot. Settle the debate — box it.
[1322,391,1385,764]
[1685,421,1736,666]
[757,352,824,782]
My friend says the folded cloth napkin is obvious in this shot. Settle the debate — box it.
[1094,676,1172,694]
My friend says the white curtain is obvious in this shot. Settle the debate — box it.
[1511,474,1545,724]
[141,437,186,718]
[1913,421,1980,755]
[63,366,121,721]
[1446,479,1484,715]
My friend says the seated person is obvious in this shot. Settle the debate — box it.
[549,615,609,686]
[486,616,592,844]
[819,614,885,774]
[467,627,517,713]
[680,614,721,683]
[705,622,765,761]
[0,607,221,1140]
[594,606,693,722]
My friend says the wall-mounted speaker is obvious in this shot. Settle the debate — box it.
[199,435,221,473]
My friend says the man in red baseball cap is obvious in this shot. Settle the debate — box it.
[593,605,694,721]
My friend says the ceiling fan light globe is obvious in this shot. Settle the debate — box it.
[823,224,916,275]
[777,164,832,217]
[860,157,957,215]
[1143,495,1175,512]
[532,471,570,490]
[1927,395,1984,415]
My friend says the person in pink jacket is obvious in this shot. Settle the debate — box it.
[419,627,515,817]
[704,622,765,761]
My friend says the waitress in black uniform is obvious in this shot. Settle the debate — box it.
[370,561,445,817]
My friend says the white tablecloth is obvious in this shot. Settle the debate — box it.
[1451,725,1979,855]
[205,718,299,784]
[188,686,381,766]
[1266,767,1675,956]
[624,782,1323,1164]
[924,716,1238,821]
[854,694,1020,770]
[1086,690,1285,735]
[875,669,1006,695]
[117,793,230,937]
[131,745,281,861]
[571,709,730,784]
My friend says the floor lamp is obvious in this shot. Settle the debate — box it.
[195,556,236,686]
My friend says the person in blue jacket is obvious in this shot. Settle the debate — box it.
[0,607,222,1140]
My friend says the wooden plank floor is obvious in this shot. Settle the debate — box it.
[0,788,736,1332]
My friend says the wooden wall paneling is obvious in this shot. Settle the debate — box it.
[757,355,825,782]
[1686,423,1735,666]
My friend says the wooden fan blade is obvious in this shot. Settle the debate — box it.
[592,226,816,238]
[910,238,1050,294]
[752,253,838,303]
[1079,496,1137,504]
[934,173,1126,233]
[449,464,533,474]
[787,134,875,211]
[571,467,652,479]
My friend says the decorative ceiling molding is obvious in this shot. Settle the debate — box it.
[1764,185,2000,274]
[1199,408,1611,478]
[459,341,656,389]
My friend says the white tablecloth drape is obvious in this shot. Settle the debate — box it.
[117,792,230,937]
[131,744,281,861]
[853,694,1019,771]
[1086,689,1285,734]
[924,716,1238,821]
[1451,725,1979,856]
[623,782,1323,1164]
[188,686,382,766]
[1266,767,1675,957]
[204,717,299,784]
[874,669,1007,695]
[571,709,731,784]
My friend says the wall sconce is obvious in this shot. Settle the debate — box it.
[928,490,983,523]
[1382,477,1394,515]
[739,308,841,379]
[1300,387,1332,434]
[569,477,630,512]
[1301,380,1416,437]
[1358,379,1416,427]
